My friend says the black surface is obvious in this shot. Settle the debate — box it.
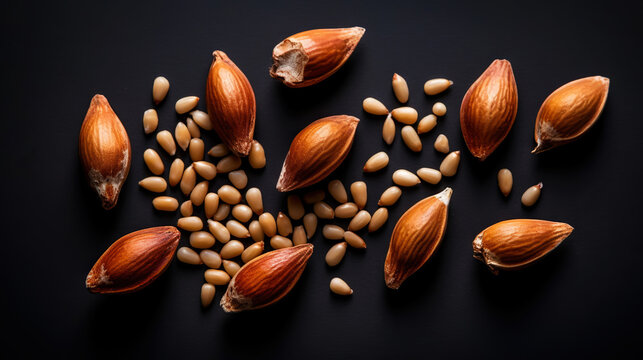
[2,0,642,358]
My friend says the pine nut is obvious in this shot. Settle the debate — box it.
[330,277,353,295]
[259,213,277,237]
[204,193,219,218]
[391,107,418,124]
[439,151,461,177]
[392,169,421,187]
[216,155,242,173]
[417,114,437,134]
[303,189,325,204]
[350,181,367,209]
[362,97,389,115]
[241,242,264,263]
[156,130,176,156]
[287,195,305,220]
[325,242,347,267]
[335,202,358,218]
[220,240,244,259]
[223,260,241,277]
[248,141,266,169]
[180,165,197,195]
[152,76,170,104]
[323,225,345,240]
[293,225,307,245]
[178,216,203,231]
[382,113,395,145]
[189,138,205,161]
[228,170,248,189]
[186,117,201,138]
[378,186,402,206]
[249,220,265,242]
[207,219,230,243]
[232,204,253,223]
[392,73,409,103]
[152,196,179,211]
[208,143,229,157]
[363,152,389,173]
[175,96,199,114]
[175,122,191,151]
[344,231,366,249]
[424,78,453,95]
[434,134,449,153]
[313,201,335,219]
[348,210,371,231]
[177,247,202,265]
[368,207,389,232]
[190,181,209,206]
[193,161,217,180]
[303,213,318,239]
[213,203,230,222]
[226,220,250,238]
[270,235,293,249]
[497,168,513,197]
[138,176,167,192]
[204,269,230,285]
[200,249,222,268]
[168,158,184,187]
[417,168,442,184]
[521,182,543,207]
[401,126,422,152]
[190,231,215,249]
[190,110,213,130]
[245,187,264,214]
[328,180,348,203]
[432,102,447,116]
[180,200,193,217]
[143,109,158,134]
[277,212,293,236]
[218,185,242,204]
[201,283,216,307]
[143,149,164,175]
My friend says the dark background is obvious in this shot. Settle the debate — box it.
[1,0,642,358]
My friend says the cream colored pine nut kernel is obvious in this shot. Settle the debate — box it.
[189,138,205,161]
[434,134,450,153]
[186,117,201,138]
[344,231,366,249]
[175,96,199,114]
[241,242,264,263]
[177,247,202,265]
[277,212,293,236]
[328,180,348,203]
[259,213,277,237]
[248,141,266,169]
[175,122,191,151]
[204,193,219,218]
[143,109,158,134]
[190,181,209,206]
[303,213,318,239]
[226,220,250,238]
[313,201,335,219]
[391,107,418,124]
[218,185,242,204]
[293,225,307,245]
[330,277,353,295]
[378,186,402,206]
[180,200,193,217]
[204,269,230,285]
[152,196,179,211]
[193,161,217,180]
[521,182,543,207]
[207,219,230,243]
[168,158,185,187]
[433,102,447,116]
[348,210,371,231]
[424,78,453,95]
[392,169,421,187]
[200,250,222,268]
[245,187,264,214]
[417,114,438,134]
[350,181,367,209]
[156,130,176,156]
[323,225,345,240]
[439,151,461,177]
[362,97,389,115]
[190,110,213,131]
[201,283,216,307]
[138,176,167,193]
[177,216,203,231]
[270,235,293,249]
[180,165,197,195]
[335,202,359,218]
[368,207,389,232]
[213,203,230,222]
[208,143,230,158]
[392,73,409,103]
[216,155,242,173]
[363,151,389,173]
[248,220,265,242]
[228,170,248,189]
[497,168,513,197]
[232,204,253,223]
[382,113,396,145]
[152,76,170,104]
[223,260,241,277]
[220,240,245,259]
[401,126,422,152]
[189,231,215,249]
[417,168,442,184]
[287,195,305,220]
[303,189,325,204]
[325,242,348,267]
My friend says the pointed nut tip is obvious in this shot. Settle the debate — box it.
[436,187,453,206]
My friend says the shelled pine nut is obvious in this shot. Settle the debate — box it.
[270,235,293,249]
[248,220,265,242]
[241,242,264,263]
[177,216,203,231]
[152,196,178,211]
[322,225,345,240]
[368,208,389,232]
[180,200,193,217]
[200,249,222,268]
[328,180,348,203]
[439,151,461,177]
[231,204,253,223]
[189,138,205,161]
[189,231,215,249]
[201,283,215,307]
[392,73,409,103]
[335,202,359,218]
[168,158,184,187]
[362,97,389,115]
[277,212,293,236]
[204,193,219,218]
[245,188,264,214]
[216,155,242,173]
[248,141,266,169]
[175,96,199,114]
[228,170,248,189]
[193,161,217,180]
[391,107,418,124]
[434,134,449,153]
[259,213,277,237]
[191,110,213,130]
[350,181,367,209]
[498,169,513,197]
[180,165,197,195]
[521,183,543,207]
[156,130,176,156]
[177,247,202,265]
[208,143,229,158]
[330,277,353,295]
[213,203,230,222]
[417,114,437,134]
[348,210,371,231]
[401,126,422,152]
[190,181,209,206]
[325,242,347,267]
[424,78,453,95]
[218,185,242,204]
[363,152,389,173]
[223,260,241,277]
[175,122,191,151]
[378,186,402,206]
[417,168,442,184]
[204,269,230,285]
[344,231,367,249]
[207,219,230,243]
[226,220,250,238]
[392,169,421,187]
[293,225,307,245]
[143,149,164,175]
[220,240,245,259]
[313,201,335,219]
[432,102,447,116]
[152,76,170,104]
[303,213,318,239]
[138,176,167,193]
[382,113,395,145]
[287,195,305,220]
[186,117,201,138]
[303,189,325,204]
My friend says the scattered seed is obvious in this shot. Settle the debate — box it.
[287,195,305,220]
[177,216,203,231]
[175,96,199,114]
[303,213,318,239]
[226,220,250,238]
[391,107,418,124]
[249,220,265,242]
[180,165,197,195]
[259,213,277,237]
[293,225,307,245]
[303,189,325,204]
[270,235,293,249]
[216,155,242,173]
[191,110,213,130]
[392,169,421,187]
[143,109,158,134]
[368,207,389,232]
[330,277,353,295]
[189,138,205,161]
[277,212,293,236]
[220,240,245,259]
[245,188,264,214]
[363,152,389,173]
[190,181,209,206]
[417,168,442,184]
[323,225,345,240]
[401,126,422,152]
[175,122,191,151]
[207,219,230,243]
[313,201,335,219]
[152,76,170,104]
[156,130,176,156]
[521,182,543,207]
[204,193,219,218]
[200,250,222,268]
[223,260,241,277]
[344,231,366,249]
[180,200,193,217]
[232,204,253,223]
[143,149,164,175]
[434,134,449,153]
[204,269,230,285]
[350,181,367,209]
[498,168,513,197]
[439,151,461,177]
[193,161,217,180]
[335,202,359,218]
[328,180,348,203]
[382,113,396,144]
[228,170,248,189]
[213,203,230,222]
[190,231,215,249]
[152,196,179,211]
[348,210,371,231]
[168,158,184,187]
[378,186,402,206]
[218,185,242,204]
[241,242,264,263]
[392,73,409,103]
[417,114,437,134]
[201,283,216,307]
[177,247,202,265]
[186,117,201,138]
[248,141,266,169]
[138,176,167,193]
[424,78,453,95]
[325,242,347,267]
[208,143,230,157]
[433,102,447,116]
[362,97,389,115]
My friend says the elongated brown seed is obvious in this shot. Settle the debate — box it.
[348,210,371,231]
[143,109,158,134]
[213,203,230,222]
[228,170,248,189]
[226,220,250,238]
[401,126,422,152]
[245,187,264,214]
[190,231,215,249]
[270,235,293,249]
[189,138,205,161]
[363,152,389,172]
[248,141,266,169]
[201,283,216,307]
[217,155,242,173]
[330,277,353,295]
[259,213,277,237]
[180,200,193,217]
[204,269,230,285]
[497,168,513,196]
[333,202,357,218]
[432,102,447,117]
[378,186,402,206]
[208,143,230,158]
[277,212,293,236]
[313,201,334,219]
[191,110,213,131]
[424,78,453,95]
[204,193,219,218]
[177,216,203,231]
[242,242,264,263]
[207,219,230,243]
[392,169,420,187]
[220,240,245,259]
[152,196,179,211]
[156,130,176,156]
[168,158,184,186]
[190,181,209,206]
[392,73,409,103]
[175,96,199,114]
[344,231,366,249]
[325,242,347,266]
[417,114,437,134]
[175,122,191,151]
[303,189,325,204]
[186,117,201,138]
[363,97,389,115]
[328,180,348,203]
[193,161,217,180]
[223,260,241,277]
[368,207,388,232]
[177,246,202,265]
[232,204,253,223]
[180,165,197,195]
[382,113,396,145]
[152,76,170,104]
[417,168,442,185]
[439,151,461,177]
[143,149,164,175]
[303,213,318,239]
[323,225,345,240]
[350,181,367,209]
[293,225,307,245]
[434,134,449,153]
[249,220,265,242]
[218,185,242,204]
[200,249,222,268]
[391,107,418,124]
[521,183,543,207]
[139,176,167,193]
[287,195,305,220]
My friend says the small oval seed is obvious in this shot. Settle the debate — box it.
[344,231,367,249]
[180,165,197,195]
[189,138,205,161]
[175,122,191,151]
[213,203,230,222]
[417,168,442,185]
[168,158,184,187]
[348,210,371,231]
[204,193,219,218]
[293,225,307,246]
[323,225,345,240]
[191,110,213,130]
[259,213,277,237]
[226,220,250,238]
[217,155,242,173]
[401,126,422,152]
[439,151,461,177]
[382,113,396,145]
[152,196,179,211]
[190,181,209,206]
[245,187,264,214]
[152,76,170,104]
[218,185,242,204]
[303,213,318,239]
[303,189,325,204]
[177,216,203,231]
[175,96,199,114]
[180,200,193,217]
[325,242,347,267]
[368,207,389,232]
[177,247,202,265]
[433,102,447,116]
[201,283,216,307]
[335,202,358,218]
[313,201,335,219]
[220,240,245,259]
[143,109,158,134]
[392,73,409,103]
[232,204,253,223]
[350,181,367,209]
[330,277,353,295]
[378,186,402,206]
[208,143,230,157]
[417,114,437,134]
[287,195,305,220]
[392,169,421,187]
[241,242,264,263]
[228,170,248,189]
[363,152,389,173]
[138,176,167,193]
[424,78,453,95]
[249,220,265,242]
[362,97,389,115]
[521,182,543,207]
[193,161,217,180]
[200,249,222,268]
[223,260,241,277]
[434,134,449,153]
[190,231,215,249]
[156,130,176,156]
[186,117,201,138]
[498,168,513,197]
[270,235,293,249]
[328,180,348,203]
[207,219,230,243]
[204,269,230,285]
[277,212,293,236]
[391,107,418,124]
[248,141,266,169]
